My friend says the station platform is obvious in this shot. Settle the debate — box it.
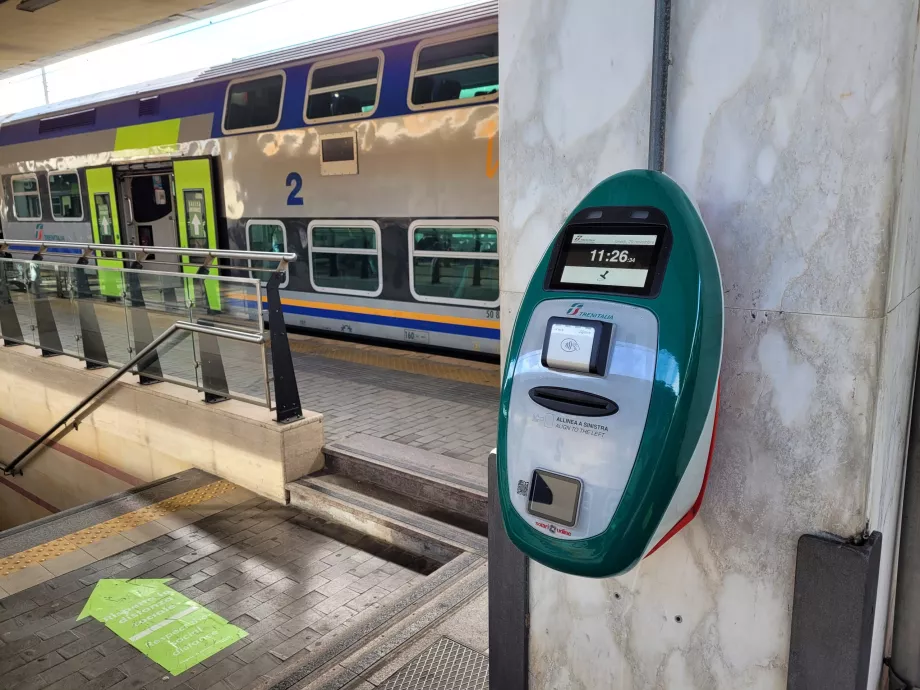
[285,334,499,468]
[15,289,500,468]
[0,269,499,689]
[0,469,489,690]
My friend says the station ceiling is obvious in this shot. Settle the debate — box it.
[0,0,265,76]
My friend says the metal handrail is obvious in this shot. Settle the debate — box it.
[0,321,264,476]
[0,240,297,264]
[0,244,303,426]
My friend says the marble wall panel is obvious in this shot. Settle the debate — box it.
[529,308,883,688]
[500,1,920,687]
[667,0,915,319]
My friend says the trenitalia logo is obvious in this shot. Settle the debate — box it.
[35,226,64,241]
[565,303,614,321]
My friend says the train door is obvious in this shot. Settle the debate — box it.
[173,158,220,308]
[85,167,124,298]
[119,166,179,265]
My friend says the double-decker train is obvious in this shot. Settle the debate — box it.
[0,1,499,355]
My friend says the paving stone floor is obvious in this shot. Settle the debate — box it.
[290,353,498,467]
[0,495,432,690]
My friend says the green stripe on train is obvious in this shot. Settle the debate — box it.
[114,119,181,151]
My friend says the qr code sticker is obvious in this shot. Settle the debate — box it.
[517,480,530,496]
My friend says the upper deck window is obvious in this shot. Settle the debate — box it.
[11,174,41,221]
[48,172,83,221]
[409,31,498,110]
[305,52,383,123]
[222,72,285,133]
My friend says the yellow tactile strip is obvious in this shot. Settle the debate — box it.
[286,337,500,388]
[0,480,236,577]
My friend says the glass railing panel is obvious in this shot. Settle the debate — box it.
[187,273,263,335]
[193,334,269,405]
[0,255,272,408]
[31,262,81,358]
[123,268,198,387]
[186,274,266,404]
[0,258,36,347]
[70,261,132,367]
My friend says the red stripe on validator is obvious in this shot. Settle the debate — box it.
[646,382,721,558]
[0,416,142,487]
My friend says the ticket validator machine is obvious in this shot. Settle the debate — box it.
[497,170,723,578]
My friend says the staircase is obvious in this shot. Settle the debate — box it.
[286,433,488,565]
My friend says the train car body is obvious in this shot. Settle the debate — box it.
[0,2,500,355]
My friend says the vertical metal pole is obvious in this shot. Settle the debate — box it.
[74,257,108,369]
[29,253,64,357]
[266,270,302,423]
[489,450,529,690]
[41,67,50,105]
[256,282,272,409]
[648,0,672,172]
[0,253,24,346]
[887,322,920,688]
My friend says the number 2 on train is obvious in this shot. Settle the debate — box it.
[286,172,304,206]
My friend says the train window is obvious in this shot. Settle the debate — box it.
[247,220,288,288]
[409,220,499,307]
[320,132,358,176]
[409,31,498,110]
[305,52,384,124]
[11,174,42,221]
[47,172,83,221]
[307,220,382,297]
[222,71,286,134]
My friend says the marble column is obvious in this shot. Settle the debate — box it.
[498,0,920,687]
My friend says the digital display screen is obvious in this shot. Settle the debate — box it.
[527,469,582,527]
[548,225,667,296]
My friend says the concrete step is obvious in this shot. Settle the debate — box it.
[322,434,488,524]
[287,474,488,566]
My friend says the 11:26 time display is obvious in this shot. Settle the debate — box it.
[589,249,637,264]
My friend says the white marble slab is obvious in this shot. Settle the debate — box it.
[529,307,883,688]
[501,0,915,316]
[498,0,653,295]
[665,0,916,319]
[499,1,920,687]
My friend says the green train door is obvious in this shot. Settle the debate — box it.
[174,158,220,310]
[85,167,124,298]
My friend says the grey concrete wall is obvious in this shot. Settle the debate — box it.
[0,346,324,503]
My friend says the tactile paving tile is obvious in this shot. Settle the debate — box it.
[0,480,236,576]
[377,637,489,690]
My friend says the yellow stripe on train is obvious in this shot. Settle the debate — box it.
[227,292,500,331]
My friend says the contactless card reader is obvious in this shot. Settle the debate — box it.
[497,170,723,578]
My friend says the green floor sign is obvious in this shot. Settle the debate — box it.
[78,579,248,675]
